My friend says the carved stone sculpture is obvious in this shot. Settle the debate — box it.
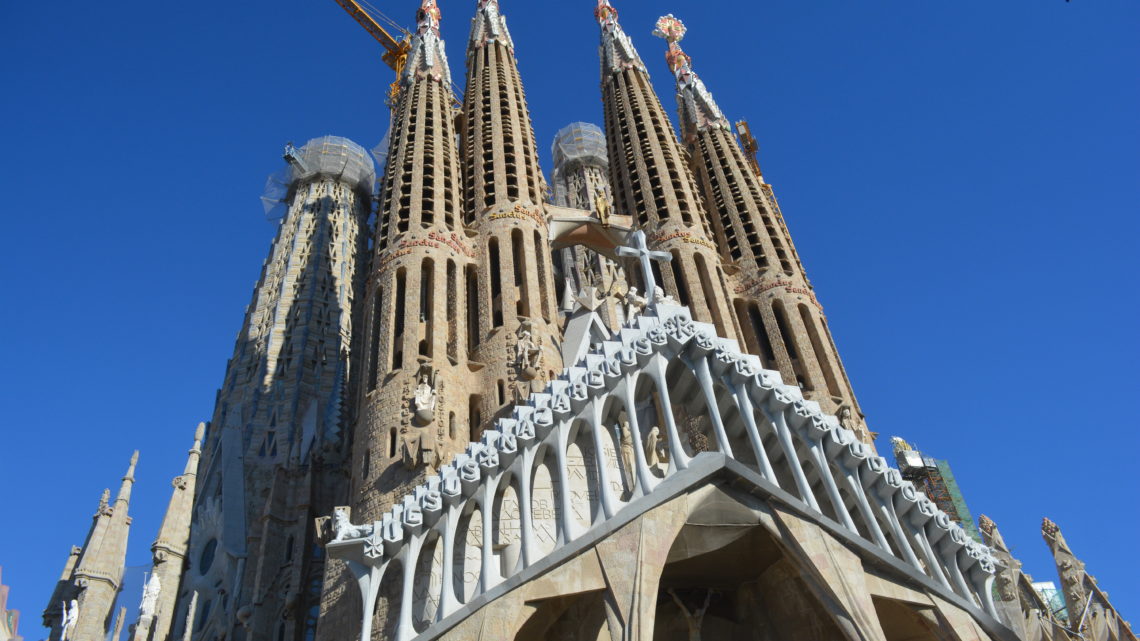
[652,285,677,305]
[515,322,543,379]
[139,573,161,618]
[623,286,647,319]
[618,421,636,490]
[332,506,374,543]
[413,372,437,425]
[60,599,79,641]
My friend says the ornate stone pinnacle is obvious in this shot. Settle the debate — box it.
[1042,516,1059,538]
[595,0,619,28]
[653,14,686,43]
[653,15,692,74]
[977,514,995,535]
[416,0,441,33]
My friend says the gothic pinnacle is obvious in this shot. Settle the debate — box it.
[653,14,728,137]
[595,0,646,74]
[117,450,139,503]
[403,0,451,85]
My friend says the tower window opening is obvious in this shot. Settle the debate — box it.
[747,302,777,369]
[388,428,397,458]
[446,260,458,361]
[535,230,551,322]
[695,253,727,336]
[497,379,506,406]
[773,300,811,391]
[800,303,841,397]
[668,251,691,306]
[469,394,483,441]
[466,264,480,351]
[489,238,504,328]
[419,258,434,358]
[511,229,530,318]
[368,288,383,389]
[392,268,407,370]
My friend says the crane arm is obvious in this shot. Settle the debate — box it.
[332,0,409,71]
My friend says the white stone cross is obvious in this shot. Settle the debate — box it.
[616,230,672,306]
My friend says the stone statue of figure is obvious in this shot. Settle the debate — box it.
[652,285,676,305]
[617,421,636,490]
[515,325,542,371]
[60,598,79,641]
[414,374,436,414]
[139,572,161,618]
[668,589,713,641]
[623,286,647,320]
[594,185,610,227]
[838,406,854,430]
[645,426,662,468]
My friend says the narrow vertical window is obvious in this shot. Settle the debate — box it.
[419,259,434,357]
[511,229,529,317]
[447,260,458,361]
[392,268,406,371]
[489,238,504,327]
[695,253,727,337]
[368,287,383,390]
[800,304,841,397]
[466,264,480,351]
[748,303,777,370]
[469,394,483,441]
[669,251,691,306]
[773,300,811,391]
[388,428,397,458]
[535,230,551,322]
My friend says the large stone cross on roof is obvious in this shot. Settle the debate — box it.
[616,230,672,307]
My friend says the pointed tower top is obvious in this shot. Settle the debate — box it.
[978,514,1009,552]
[416,0,442,35]
[596,0,646,74]
[194,422,206,448]
[653,14,728,138]
[402,0,452,85]
[1042,517,1071,553]
[126,450,139,480]
[469,0,515,52]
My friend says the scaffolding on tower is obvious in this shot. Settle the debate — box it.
[891,437,981,542]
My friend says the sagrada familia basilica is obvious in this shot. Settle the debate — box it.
[40,1,1135,640]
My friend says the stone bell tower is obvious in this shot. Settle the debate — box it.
[354,0,474,524]
[461,0,562,435]
[654,15,873,443]
[594,0,739,343]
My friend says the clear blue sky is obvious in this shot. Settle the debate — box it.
[1,0,1137,632]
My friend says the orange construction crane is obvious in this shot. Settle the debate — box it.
[332,0,411,108]
[735,120,764,180]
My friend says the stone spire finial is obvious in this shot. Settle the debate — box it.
[470,0,514,51]
[653,14,728,138]
[596,0,646,74]
[116,450,139,503]
[193,422,205,449]
[402,0,452,85]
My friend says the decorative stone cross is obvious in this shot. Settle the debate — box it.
[616,230,672,307]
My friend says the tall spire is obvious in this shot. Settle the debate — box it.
[116,450,138,504]
[595,0,646,74]
[402,0,452,85]
[653,14,729,141]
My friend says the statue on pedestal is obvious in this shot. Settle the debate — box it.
[413,367,437,425]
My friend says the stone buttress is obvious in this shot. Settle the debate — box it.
[173,136,373,641]
[654,15,872,444]
[43,453,136,641]
[594,0,738,344]
[461,0,563,438]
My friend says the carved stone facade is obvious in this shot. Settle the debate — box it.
[45,2,1136,641]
